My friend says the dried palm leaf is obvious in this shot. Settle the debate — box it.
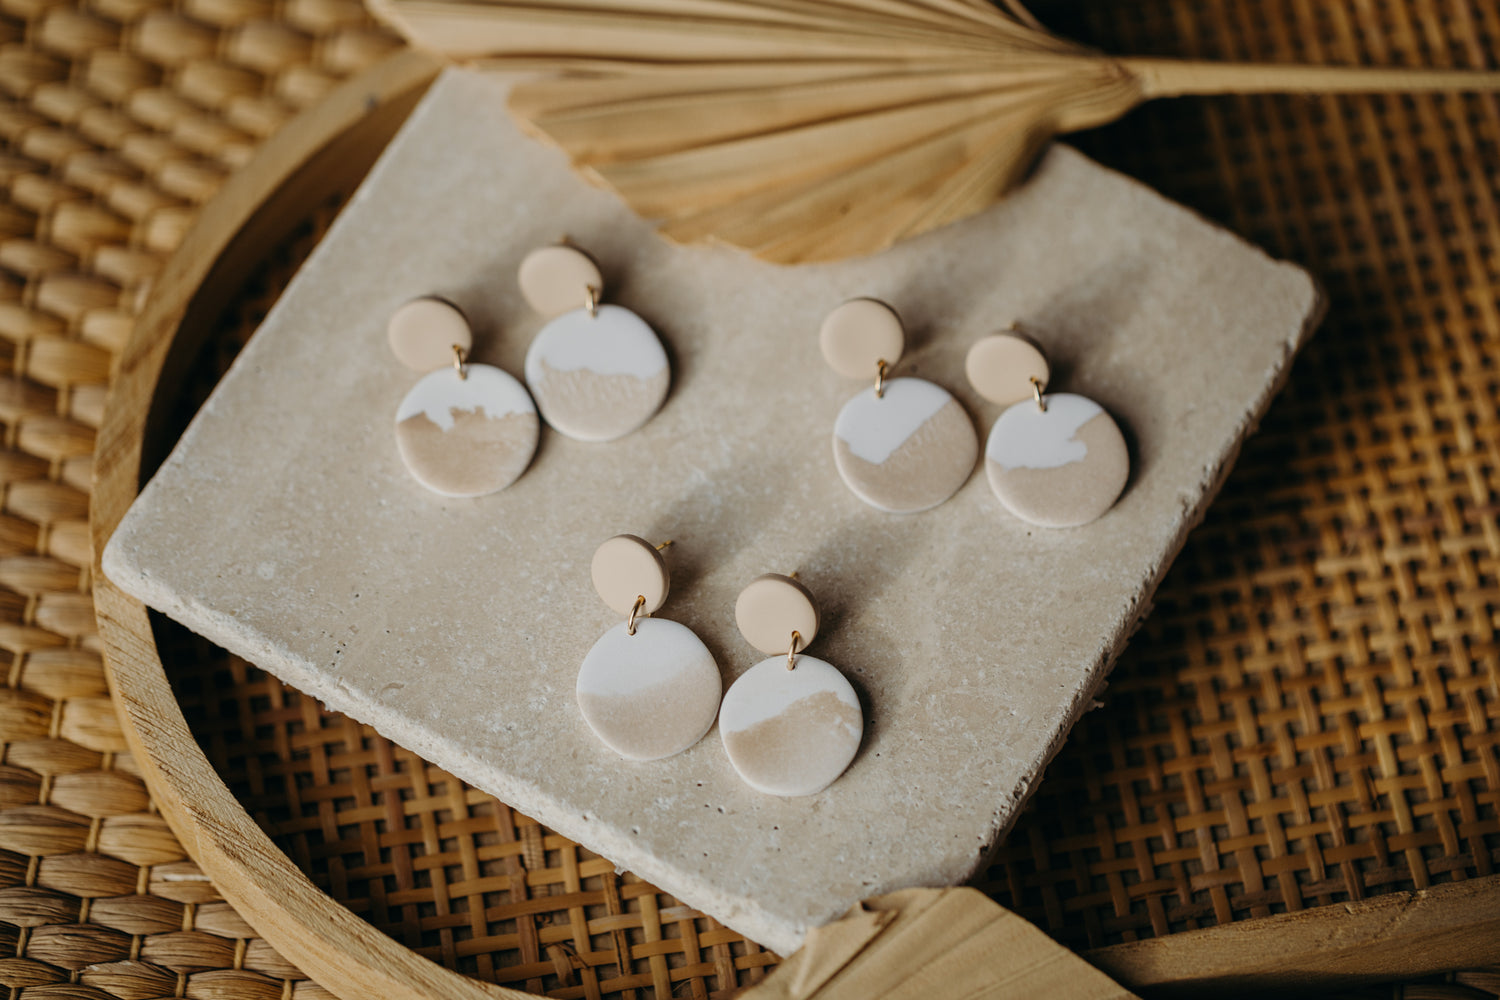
[737,887,1138,999]
[367,0,1500,263]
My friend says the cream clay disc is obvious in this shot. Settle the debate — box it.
[965,331,1050,407]
[518,244,604,319]
[832,376,978,514]
[394,364,538,497]
[735,573,819,655]
[719,655,862,797]
[388,297,473,372]
[819,298,904,379]
[524,304,669,442]
[591,534,670,616]
[984,391,1129,527]
[576,617,722,761]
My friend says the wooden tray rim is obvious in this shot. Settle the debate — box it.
[87,51,1500,998]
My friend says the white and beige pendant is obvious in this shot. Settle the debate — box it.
[519,244,670,442]
[388,296,539,497]
[720,573,862,797]
[966,329,1129,527]
[576,535,721,761]
[821,298,977,514]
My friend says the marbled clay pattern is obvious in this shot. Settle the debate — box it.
[394,364,538,497]
[396,408,540,497]
[984,392,1129,528]
[833,377,978,514]
[719,656,862,797]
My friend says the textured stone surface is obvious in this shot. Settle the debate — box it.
[104,69,1321,955]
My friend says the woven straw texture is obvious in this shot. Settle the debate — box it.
[1,0,1499,996]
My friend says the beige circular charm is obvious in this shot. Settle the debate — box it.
[966,331,1050,407]
[819,298,904,379]
[519,244,604,318]
[985,392,1129,528]
[388,297,472,372]
[735,574,819,655]
[591,534,669,616]
[719,655,862,797]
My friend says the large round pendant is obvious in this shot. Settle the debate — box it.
[576,617,721,761]
[984,391,1128,527]
[394,364,538,498]
[719,655,862,796]
[832,376,977,514]
[524,304,670,442]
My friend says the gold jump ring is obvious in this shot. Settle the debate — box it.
[627,594,646,636]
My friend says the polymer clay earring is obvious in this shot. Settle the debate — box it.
[576,535,721,761]
[719,574,862,796]
[387,297,539,497]
[966,327,1129,527]
[518,243,670,442]
[820,298,978,514]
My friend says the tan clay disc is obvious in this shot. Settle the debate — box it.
[591,534,670,616]
[387,297,472,372]
[965,331,1050,406]
[735,573,820,655]
[518,244,604,318]
[819,298,904,379]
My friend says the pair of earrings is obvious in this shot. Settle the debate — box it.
[820,299,1129,527]
[387,243,670,497]
[577,535,861,798]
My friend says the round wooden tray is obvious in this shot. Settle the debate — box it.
[89,49,539,1000]
[89,44,1500,1000]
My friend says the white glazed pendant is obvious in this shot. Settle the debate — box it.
[984,391,1129,528]
[576,534,720,761]
[576,617,722,761]
[394,364,539,498]
[524,304,670,442]
[832,376,978,514]
[719,655,862,797]
[722,572,861,796]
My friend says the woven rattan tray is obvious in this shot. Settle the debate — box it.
[0,0,1492,995]
[97,47,1500,1000]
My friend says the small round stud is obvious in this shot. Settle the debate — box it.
[819,298,904,379]
[519,244,605,318]
[388,297,473,372]
[591,534,670,616]
[965,331,1050,407]
[735,573,820,655]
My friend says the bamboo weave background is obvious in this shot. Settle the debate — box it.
[0,0,1497,997]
